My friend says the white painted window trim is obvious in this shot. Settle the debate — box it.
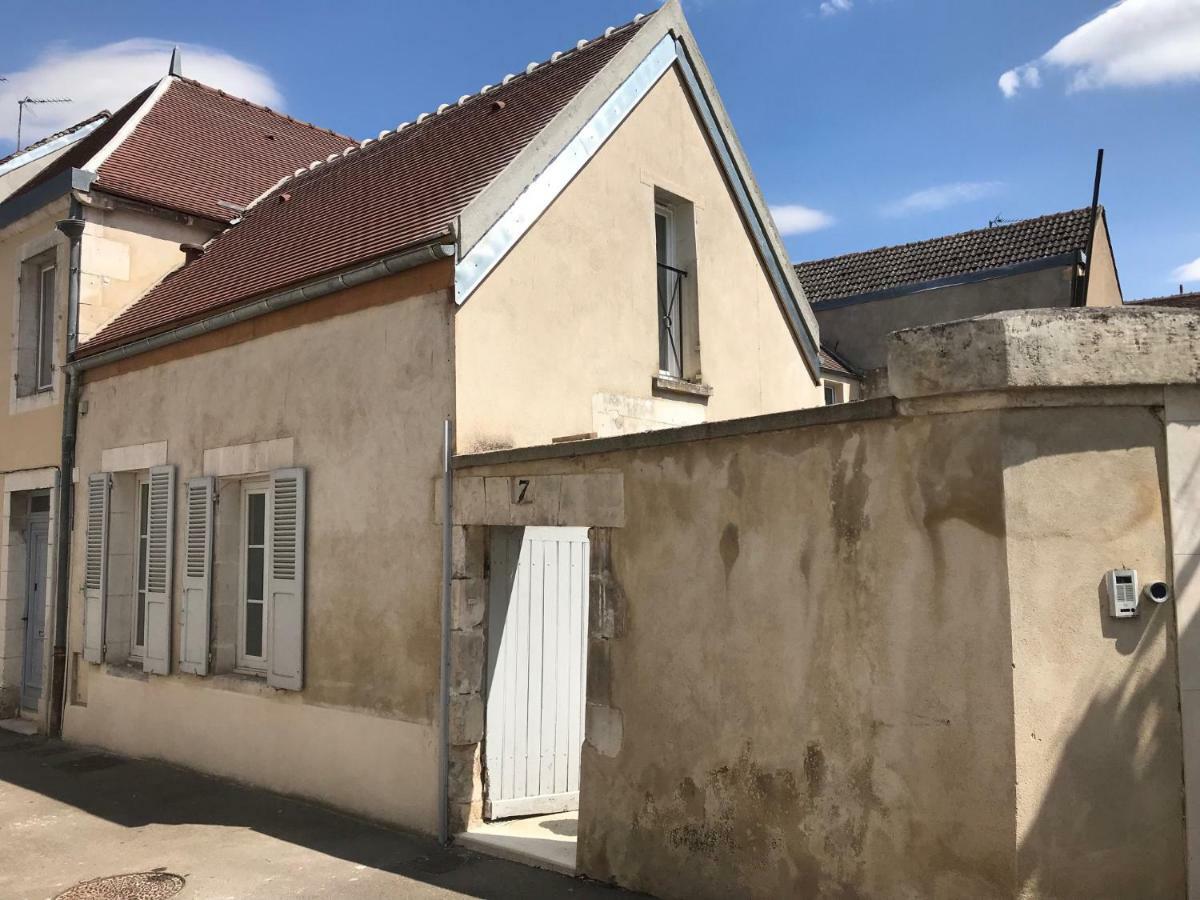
[236,479,271,674]
[35,262,56,392]
[130,475,150,661]
[10,233,63,416]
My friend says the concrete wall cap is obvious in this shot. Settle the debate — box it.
[887,307,1200,399]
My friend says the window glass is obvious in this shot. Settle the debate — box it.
[37,265,55,390]
[135,481,150,651]
[241,490,268,666]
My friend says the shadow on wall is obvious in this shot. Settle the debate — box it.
[1012,437,1189,899]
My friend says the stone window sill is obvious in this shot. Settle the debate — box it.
[652,373,713,400]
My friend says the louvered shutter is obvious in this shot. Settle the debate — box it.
[82,473,111,663]
[142,465,175,675]
[267,468,305,691]
[179,476,214,675]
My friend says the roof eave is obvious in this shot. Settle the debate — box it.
[70,235,456,371]
[0,167,95,232]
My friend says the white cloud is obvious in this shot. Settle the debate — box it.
[0,39,282,147]
[1174,256,1200,283]
[770,204,835,235]
[998,0,1200,97]
[820,0,853,15]
[882,181,1003,217]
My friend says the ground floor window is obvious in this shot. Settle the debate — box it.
[131,478,150,660]
[237,483,270,672]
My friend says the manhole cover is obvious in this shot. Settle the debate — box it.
[55,872,184,900]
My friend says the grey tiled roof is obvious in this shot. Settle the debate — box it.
[794,208,1095,304]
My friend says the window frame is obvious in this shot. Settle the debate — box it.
[236,479,271,674]
[655,202,685,379]
[35,262,55,392]
[130,476,151,661]
[822,379,847,406]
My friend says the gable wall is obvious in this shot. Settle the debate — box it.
[454,66,821,453]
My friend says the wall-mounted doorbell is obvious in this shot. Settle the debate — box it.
[1106,569,1139,619]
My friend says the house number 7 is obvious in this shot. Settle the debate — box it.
[513,478,533,505]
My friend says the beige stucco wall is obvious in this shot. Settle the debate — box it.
[0,198,70,476]
[815,263,1076,372]
[1084,213,1123,308]
[75,201,216,343]
[65,270,455,831]
[457,389,1184,898]
[454,67,821,453]
[1004,405,1182,898]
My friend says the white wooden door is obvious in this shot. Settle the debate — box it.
[485,526,589,820]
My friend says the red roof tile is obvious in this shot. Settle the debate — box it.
[795,208,1095,303]
[8,79,351,225]
[81,17,648,355]
[819,345,858,377]
[94,78,353,222]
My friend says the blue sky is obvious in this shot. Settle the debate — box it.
[2,0,1197,300]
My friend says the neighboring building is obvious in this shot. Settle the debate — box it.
[1131,290,1200,310]
[0,112,111,202]
[58,0,821,853]
[0,64,351,725]
[819,344,861,404]
[794,207,1124,381]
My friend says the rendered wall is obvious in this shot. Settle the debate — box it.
[65,268,455,831]
[1004,405,1182,898]
[457,389,1184,898]
[814,264,1074,371]
[455,67,821,453]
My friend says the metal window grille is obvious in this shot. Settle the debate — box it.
[657,262,686,378]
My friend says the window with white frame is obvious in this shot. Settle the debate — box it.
[237,481,270,671]
[822,379,847,405]
[15,250,57,397]
[81,465,306,689]
[653,191,700,384]
[130,477,151,659]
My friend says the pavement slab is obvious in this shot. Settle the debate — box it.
[0,731,644,900]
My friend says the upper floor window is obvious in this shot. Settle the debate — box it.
[15,250,57,397]
[654,191,699,383]
[656,204,684,378]
[36,263,56,391]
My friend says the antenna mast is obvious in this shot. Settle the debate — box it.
[16,96,72,151]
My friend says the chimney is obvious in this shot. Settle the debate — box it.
[180,242,205,264]
[169,46,183,77]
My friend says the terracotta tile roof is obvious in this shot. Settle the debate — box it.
[819,345,858,377]
[94,78,353,222]
[0,110,111,169]
[10,79,351,224]
[794,208,1095,304]
[1131,291,1200,310]
[80,17,649,356]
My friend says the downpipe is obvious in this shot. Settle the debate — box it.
[439,417,454,845]
[49,210,85,737]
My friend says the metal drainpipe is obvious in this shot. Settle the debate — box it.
[49,208,85,738]
[439,417,454,845]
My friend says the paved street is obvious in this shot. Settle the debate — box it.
[0,730,640,899]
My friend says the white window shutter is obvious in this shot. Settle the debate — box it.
[142,465,175,675]
[267,468,305,691]
[180,476,214,675]
[82,473,111,663]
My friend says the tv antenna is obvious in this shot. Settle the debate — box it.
[16,96,72,150]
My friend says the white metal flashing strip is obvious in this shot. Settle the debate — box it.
[83,77,173,174]
[671,41,820,374]
[0,117,108,179]
[454,34,677,305]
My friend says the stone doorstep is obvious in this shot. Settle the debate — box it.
[0,717,38,736]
